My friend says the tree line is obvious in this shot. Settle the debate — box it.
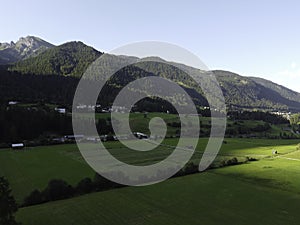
[0,105,73,144]
[22,173,123,207]
[22,155,255,207]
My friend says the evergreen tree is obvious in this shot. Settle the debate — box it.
[0,177,20,225]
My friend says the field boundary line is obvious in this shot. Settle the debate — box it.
[276,156,300,161]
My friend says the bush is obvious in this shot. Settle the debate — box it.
[93,173,121,191]
[167,122,181,128]
[219,157,239,168]
[23,189,44,206]
[23,174,125,207]
[226,157,238,166]
[246,157,258,162]
[76,178,94,194]
[183,162,198,175]
[43,179,74,201]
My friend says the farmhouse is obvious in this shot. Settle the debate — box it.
[52,137,65,143]
[85,137,100,143]
[111,106,128,113]
[133,132,148,139]
[11,143,25,149]
[64,135,84,140]
[8,101,18,105]
[55,107,66,114]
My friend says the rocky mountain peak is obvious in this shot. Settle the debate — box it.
[0,36,55,64]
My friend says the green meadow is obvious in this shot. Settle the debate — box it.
[1,138,299,203]
[76,112,292,138]
[17,165,300,225]
[1,137,300,225]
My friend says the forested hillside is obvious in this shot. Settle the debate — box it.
[2,37,300,111]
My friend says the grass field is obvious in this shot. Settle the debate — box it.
[1,138,300,205]
[16,169,300,225]
[213,153,300,194]
[0,138,300,214]
[0,144,95,203]
[76,112,295,138]
[77,112,204,136]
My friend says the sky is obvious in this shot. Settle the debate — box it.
[1,0,300,92]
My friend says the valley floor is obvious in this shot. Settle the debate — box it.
[17,167,300,225]
[1,138,300,224]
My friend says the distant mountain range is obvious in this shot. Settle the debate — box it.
[1,36,300,112]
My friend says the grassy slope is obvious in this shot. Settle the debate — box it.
[213,154,300,194]
[17,171,300,225]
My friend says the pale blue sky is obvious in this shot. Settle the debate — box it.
[1,0,300,91]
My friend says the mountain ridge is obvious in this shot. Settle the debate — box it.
[2,36,300,111]
[10,41,102,77]
[0,36,54,64]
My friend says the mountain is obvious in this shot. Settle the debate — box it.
[97,57,300,111]
[249,76,300,103]
[214,70,300,111]
[10,41,102,77]
[3,36,300,111]
[0,36,54,64]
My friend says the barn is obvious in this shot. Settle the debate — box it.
[11,143,25,150]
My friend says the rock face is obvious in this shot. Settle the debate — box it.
[0,36,54,64]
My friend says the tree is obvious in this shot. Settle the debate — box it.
[290,114,300,125]
[23,189,44,206]
[76,178,93,194]
[0,177,20,225]
[93,173,121,191]
[97,118,111,135]
[43,179,74,201]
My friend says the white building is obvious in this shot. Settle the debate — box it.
[55,108,66,114]
[11,143,24,149]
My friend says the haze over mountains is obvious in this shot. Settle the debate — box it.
[1,36,300,112]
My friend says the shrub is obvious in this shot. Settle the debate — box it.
[76,178,93,194]
[43,179,74,201]
[23,189,44,206]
